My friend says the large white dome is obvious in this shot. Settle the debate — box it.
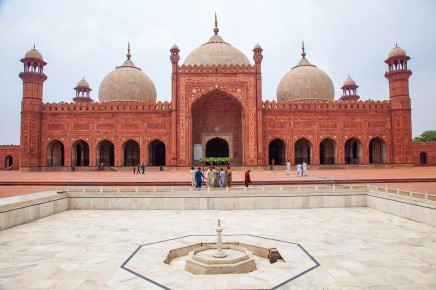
[183,18,250,66]
[277,48,334,101]
[98,47,156,103]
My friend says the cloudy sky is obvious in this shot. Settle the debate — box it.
[0,0,435,145]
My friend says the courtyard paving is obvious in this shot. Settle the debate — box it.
[1,208,435,289]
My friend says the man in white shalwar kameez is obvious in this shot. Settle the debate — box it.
[286,160,291,175]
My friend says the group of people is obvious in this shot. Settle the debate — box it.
[191,166,233,189]
[285,160,308,177]
[133,163,145,174]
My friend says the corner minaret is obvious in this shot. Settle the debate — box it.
[385,44,413,164]
[19,46,47,170]
[385,43,412,108]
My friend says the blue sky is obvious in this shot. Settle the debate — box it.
[0,0,435,144]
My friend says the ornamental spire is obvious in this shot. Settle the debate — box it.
[213,13,219,35]
[301,41,306,59]
[126,42,131,60]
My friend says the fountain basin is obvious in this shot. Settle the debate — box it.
[185,244,256,275]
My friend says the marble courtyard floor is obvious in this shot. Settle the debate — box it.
[1,208,436,289]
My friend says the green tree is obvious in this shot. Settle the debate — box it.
[413,130,436,142]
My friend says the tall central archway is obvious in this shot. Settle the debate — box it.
[191,89,243,165]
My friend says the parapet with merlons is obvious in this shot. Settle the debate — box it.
[42,101,172,112]
[178,64,256,74]
[262,99,390,110]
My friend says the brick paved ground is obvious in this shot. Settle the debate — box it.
[1,167,436,198]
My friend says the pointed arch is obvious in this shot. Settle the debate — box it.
[97,140,114,166]
[294,138,312,165]
[320,138,337,164]
[345,137,362,164]
[268,138,286,165]
[369,137,386,164]
[122,139,140,166]
[420,152,428,165]
[72,140,89,166]
[148,139,165,166]
[4,155,13,168]
[47,140,64,166]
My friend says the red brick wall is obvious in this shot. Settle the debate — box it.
[412,142,436,165]
[0,145,21,170]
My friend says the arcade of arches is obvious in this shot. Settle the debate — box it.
[266,137,387,165]
[44,139,166,167]
[191,90,242,165]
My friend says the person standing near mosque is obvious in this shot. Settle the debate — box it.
[195,167,205,190]
[219,168,226,187]
[226,166,232,187]
[141,163,145,174]
[206,167,212,188]
[190,166,196,188]
[286,160,291,175]
[296,163,302,177]
[302,162,308,177]
[212,167,219,187]
[137,164,141,175]
[244,170,252,187]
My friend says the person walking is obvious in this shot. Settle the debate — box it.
[195,167,205,190]
[136,164,141,175]
[302,162,308,177]
[206,167,212,188]
[296,163,302,177]
[219,168,226,188]
[190,166,196,188]
[244,170,252,187]
[141,163,145,174]
[286,160,291,175]
[133,165,136,174]
[226,166,232,187]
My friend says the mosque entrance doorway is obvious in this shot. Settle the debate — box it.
[420,152,428,165]
[294,138,311,165]
[369,137,386,164]
[47,140,64,167]
[191,89,243,165]
[98,140,114,166]
[320,138,337,164]
[205,138,229,158]
[269,139,285,165]
[72,140,89,166]
[345,138,362,164]
[4,156,13,168]
[123,139,140,166]
[149,140,165,166]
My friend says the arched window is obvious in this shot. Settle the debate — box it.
[205,137,229,158]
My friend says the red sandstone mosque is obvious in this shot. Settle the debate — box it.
[1,17,435,171]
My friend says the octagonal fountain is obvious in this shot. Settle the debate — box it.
[164,219,283,275]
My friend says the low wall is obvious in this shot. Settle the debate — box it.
[1,185,435,231]
[367,186,436,227]
[0,193,69,230]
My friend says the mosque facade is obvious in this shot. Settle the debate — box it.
[1,19,435,171]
